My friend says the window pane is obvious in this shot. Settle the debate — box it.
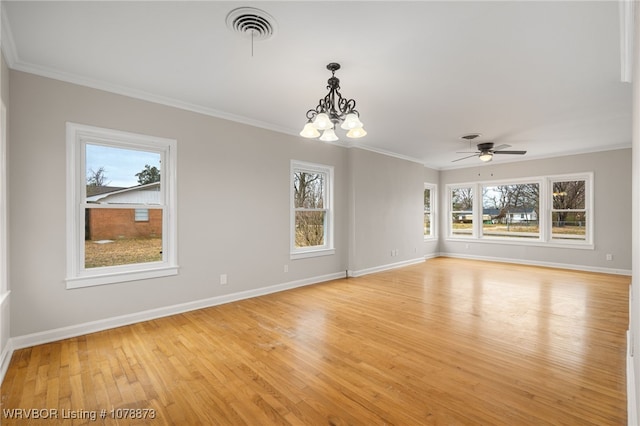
[552,180,585,209]
[135,208,149,221]
[86,144,161,204]
[295,211,326,247]
[424,188,431,236]
[451,187,473,236]
[294,172,324,208]
[482,183,539,238]
[552,211,587,240]
[84,207,163,268]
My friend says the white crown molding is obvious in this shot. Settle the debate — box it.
[347,141,428,165]
[12,59,303,137]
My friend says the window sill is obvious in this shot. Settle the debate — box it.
[66,265,179,289]
[445,237,594,250]
[290,248,335,260]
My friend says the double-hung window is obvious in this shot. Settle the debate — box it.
[550,175,590,243]
[450,186,474,237]
[290,160,334,259]
[424,183,437,239]
[66,123,178,288]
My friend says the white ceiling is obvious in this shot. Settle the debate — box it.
[1,1,632,169]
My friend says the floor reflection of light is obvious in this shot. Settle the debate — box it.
[424,264,597,369]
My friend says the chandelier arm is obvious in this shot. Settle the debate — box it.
[305,109,318,121]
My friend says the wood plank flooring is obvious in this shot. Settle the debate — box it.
[0,258,630,425]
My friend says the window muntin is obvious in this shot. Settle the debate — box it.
[450,186,473,237]
[424,183,436,239]
[291,161,334,259]
[551,179,587,241]
[482,183,539,239]
[67,123,178,288]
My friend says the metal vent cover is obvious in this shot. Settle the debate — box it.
[226,7,277,41]
[460,133,482,141]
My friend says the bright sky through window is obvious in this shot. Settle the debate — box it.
[86,144,161,187]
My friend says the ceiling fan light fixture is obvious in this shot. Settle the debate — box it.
[479,152,493,162]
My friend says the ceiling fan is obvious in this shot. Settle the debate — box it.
[453,142,527,163]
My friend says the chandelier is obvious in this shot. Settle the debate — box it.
[299,63,367,142]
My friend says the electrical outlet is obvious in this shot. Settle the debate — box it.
[284,264,288,273]
[220,274,228,285]
[606,254,613,261]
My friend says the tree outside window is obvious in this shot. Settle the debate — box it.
[451,187,473,236]
[551,180,586,241]
[482,183,539,238]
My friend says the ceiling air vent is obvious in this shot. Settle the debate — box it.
[460,133,482,141]
[226,7,277,41]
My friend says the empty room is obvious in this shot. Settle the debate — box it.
[0,1,639,425]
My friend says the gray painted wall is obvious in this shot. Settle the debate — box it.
[8,70,353,336]
[7,70,433,338]
[348,148,425,272]
[439,149,632,272]
[6,68,631,342]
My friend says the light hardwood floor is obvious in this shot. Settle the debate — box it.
[0,258,630,425]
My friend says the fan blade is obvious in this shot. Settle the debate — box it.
[452,154,479,162]
[493,150,527,155]
[492,144,512,151]
[456,151,479,154]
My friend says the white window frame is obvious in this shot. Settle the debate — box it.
[547,173,593,246]
[66,123,178,288]
[448,184,475,239]
[424,183,437,240]
[445,172,594,249]
[290,160,335,260]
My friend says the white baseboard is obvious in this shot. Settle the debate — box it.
[439,252,632,276]
[629,330,637,426]
[8,271,346,353]
[0,336,12,385]
[348,257,425,278]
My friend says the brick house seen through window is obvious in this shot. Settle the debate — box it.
[85,183,162,241]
